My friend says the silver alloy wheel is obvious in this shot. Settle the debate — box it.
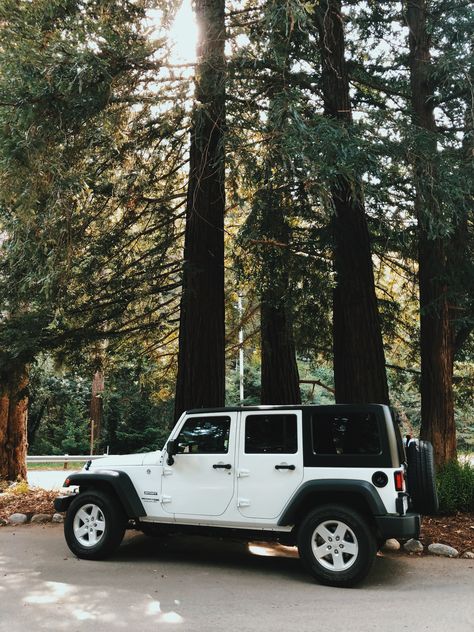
[311,519,358,572]
[72,503,106,548]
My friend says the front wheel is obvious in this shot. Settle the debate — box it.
[297,505,376,587]
[64,490,126,560]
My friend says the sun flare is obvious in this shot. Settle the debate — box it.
[169,0,198,64]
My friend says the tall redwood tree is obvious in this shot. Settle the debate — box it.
[174,0,226,419]
[314,1,389,405]
[405,0,456,466]
[0,364,28,482]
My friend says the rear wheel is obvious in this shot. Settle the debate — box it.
[297,505,376,587]
[64,490,126,560]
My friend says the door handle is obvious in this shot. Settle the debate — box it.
[275,464,295,470]
[213,463,232,470]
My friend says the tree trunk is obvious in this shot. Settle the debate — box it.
[174,0,226,420]
[257,189,300,405]
[0,364,29,482]
[90,368,104,455]
[258,10,301,406]
[406,0,457,466]
[314,1,389,405]
[261,289,301,405]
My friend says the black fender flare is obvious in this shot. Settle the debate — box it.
[55,470,146,518]
[277,479,387,526]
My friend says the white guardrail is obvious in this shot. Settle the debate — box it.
[27,454,111,464]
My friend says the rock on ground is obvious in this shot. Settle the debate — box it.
[382,538,401,551]
[52,513,64,523]
[428,543,459,558]
[31,514,52,524]
[404,538,424,554]
[8,513,28,525]
[0,517,7,526]
[461,551,474,559]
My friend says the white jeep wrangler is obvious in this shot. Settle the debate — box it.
[55,404,437,587]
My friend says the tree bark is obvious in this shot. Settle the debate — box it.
[174,0,226,420]
[314,1,389,405]
[261,289,301,405]
[90,368,104,454]
[258,197,300,406]
[406,0,457,466]
[0,364,29,482]
[258,7,301,406]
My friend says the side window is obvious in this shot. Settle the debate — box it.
[176,416,230,454]
[311,412,381,455]
[245,414,297,454]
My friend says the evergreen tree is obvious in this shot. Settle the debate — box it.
[0,0,185,479]
[310,0,389,405]
[174,0,227,419]
[404,0,473,465]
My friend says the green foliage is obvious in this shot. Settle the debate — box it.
[437,460,474,514]
[28,358,91,454]
[225,355,262,406]
[60,402,90,455]
[29,354,175,455]
[0,0,186,371]
[0,0,471,467]
[102,360,174,454]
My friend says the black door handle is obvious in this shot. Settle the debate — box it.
[213,463,232,469]
[275,464,296,470]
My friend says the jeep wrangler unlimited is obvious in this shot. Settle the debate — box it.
[55,404,438,587]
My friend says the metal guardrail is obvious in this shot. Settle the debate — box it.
[27,454,111,463]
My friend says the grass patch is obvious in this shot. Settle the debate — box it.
[27,462,85,471]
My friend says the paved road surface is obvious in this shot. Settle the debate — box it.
[0,524,473,632]
[27,469,78,490]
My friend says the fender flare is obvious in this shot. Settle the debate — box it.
[57,470,146,518]
[277,479,387,526]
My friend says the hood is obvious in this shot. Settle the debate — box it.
[85,450,163,470]
[87,453,147,469]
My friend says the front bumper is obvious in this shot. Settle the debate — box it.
[54,495,75,513]
[375,512,420,540]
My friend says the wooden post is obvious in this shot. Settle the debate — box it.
[90,419,95,456]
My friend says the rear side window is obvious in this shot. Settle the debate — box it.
[245,414,297,453]
[311,412,381,455]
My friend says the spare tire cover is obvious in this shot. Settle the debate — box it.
[406,441,439,515]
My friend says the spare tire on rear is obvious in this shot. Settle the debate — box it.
[406,441,439,515]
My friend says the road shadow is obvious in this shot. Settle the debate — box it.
[106,531,409,588]
[117,532,307,582]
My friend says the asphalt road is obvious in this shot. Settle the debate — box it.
[27,469,71,490]
[0,525,473,632]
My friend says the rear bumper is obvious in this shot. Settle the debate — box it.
[375,512,420,540]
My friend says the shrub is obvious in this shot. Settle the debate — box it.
[437,460,474,514]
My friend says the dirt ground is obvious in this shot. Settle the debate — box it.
[420,512,474,554]
[0,487,473,554]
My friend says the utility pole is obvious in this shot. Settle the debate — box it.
[238,293,244,403]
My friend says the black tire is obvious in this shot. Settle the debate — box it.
[406,441,439,515]
[297,504,376,587]
[64,490,126,560]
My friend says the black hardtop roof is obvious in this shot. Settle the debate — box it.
[185,404,388,415]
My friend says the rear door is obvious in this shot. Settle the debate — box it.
[237,410,303,519]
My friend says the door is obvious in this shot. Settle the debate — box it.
[237,410,303,519]
[161,413,236,516]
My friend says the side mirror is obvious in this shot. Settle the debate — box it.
[166,439,178,466]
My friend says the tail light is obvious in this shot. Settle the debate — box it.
[394,470,405,492]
